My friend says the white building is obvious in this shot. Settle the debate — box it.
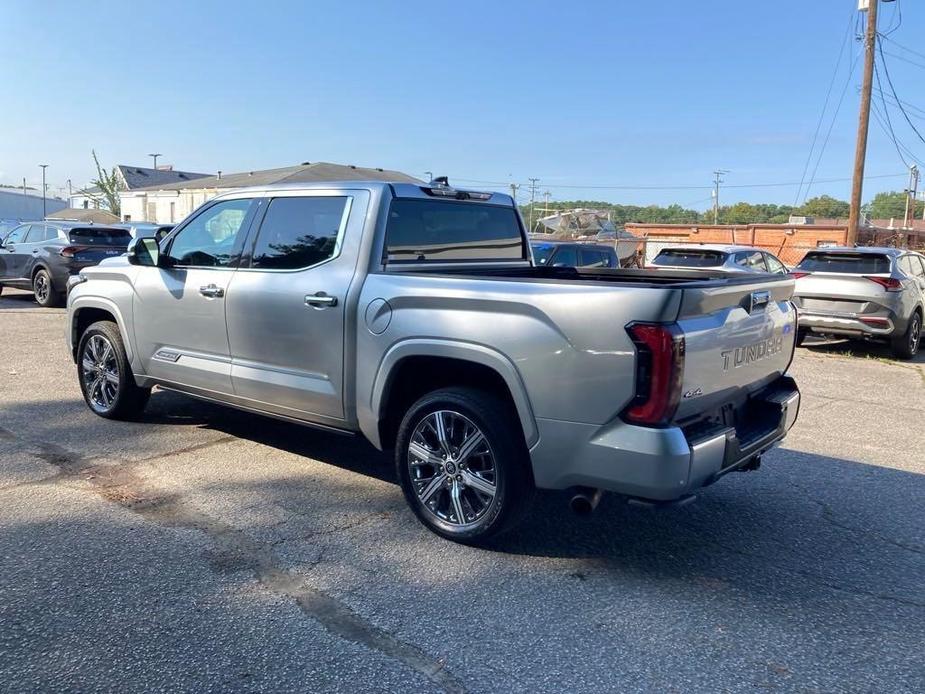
[69,164,210,215]
[120,162,420,224]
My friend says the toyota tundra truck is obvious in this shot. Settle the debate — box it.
[66,178,800,543]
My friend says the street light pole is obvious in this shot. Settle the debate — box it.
[424,171,433,182]
[39,164,48,219]
[149,153,162,170]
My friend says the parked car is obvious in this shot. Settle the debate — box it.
[0,221,131,306]
[530,241,619,268]
[649,245,789,274]
[790,247,924,359]
[67,179,800,543]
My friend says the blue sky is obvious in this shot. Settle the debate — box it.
[2,0,923,209]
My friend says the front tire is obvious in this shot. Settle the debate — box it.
[395,387,534,544]
[33,269,63,307]
[77,321,150,419]
[891,311,921,360]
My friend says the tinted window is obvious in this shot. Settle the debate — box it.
[797,252,891,274]
[24,225,45,243]
[551,246,578,266]
[385,199,524,263]
[250,196,348,270]
[910,255,925,279]
[735,251,766,271]
[579,248,609,268]
[44,226,61,241]
[531,243,555,265]
[67,227,131,246]
[3,225,28,244]
[765,253,786,274]
[652,249,727,267]
[167,199,253,267]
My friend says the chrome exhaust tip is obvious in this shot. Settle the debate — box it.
[569,487,603,515]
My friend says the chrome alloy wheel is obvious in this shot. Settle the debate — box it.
[407,410,498,527]
[910,314,921,354]
[81,334,120,412]
[34,273,49,303]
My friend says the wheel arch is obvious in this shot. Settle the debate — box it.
[367,339,538,451]
[70,298,133,364]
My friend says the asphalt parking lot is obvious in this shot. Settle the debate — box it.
[1,286,923,693]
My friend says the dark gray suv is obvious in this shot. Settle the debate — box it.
[0,221,131,307]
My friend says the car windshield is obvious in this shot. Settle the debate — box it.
[530,243,555,265]
[651,249,727,267]
[796,252,891,274]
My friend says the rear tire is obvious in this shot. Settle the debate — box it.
[395,387,535,545]
[891,310,921,360]
[33,269,63,308]
[77,321,151,419]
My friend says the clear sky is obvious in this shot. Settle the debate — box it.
[2,0,923,210]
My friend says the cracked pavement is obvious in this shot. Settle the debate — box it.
[1,288,923,692]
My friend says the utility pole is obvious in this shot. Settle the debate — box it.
[712,170,727,224]
[22,177,27,199]
[509,183,520,204]
[848,0,879,245]
[67,179,72,199]
[903,165,919,229]
[527,177,540,233]
[39,164,48,218]
[149,153,162,170]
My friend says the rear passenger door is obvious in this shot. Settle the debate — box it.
[225,190,368,425]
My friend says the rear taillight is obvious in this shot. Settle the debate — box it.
[864,276,902,292]
[788,271,810,280]
[859,316,890,327]
[623,323,685,426]
[59,246,88,258]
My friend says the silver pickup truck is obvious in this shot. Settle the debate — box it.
[66,179,800,543]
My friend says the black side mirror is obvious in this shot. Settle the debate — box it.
[127,237,162,267]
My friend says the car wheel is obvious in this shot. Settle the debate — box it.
[395,387,534,544]
[891,311,921,360]
[33,269,63,307]
[77,321,151,419]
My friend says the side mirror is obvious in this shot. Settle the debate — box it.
[127,237,161,267]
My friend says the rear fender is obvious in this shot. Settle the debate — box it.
[364,339,538,449]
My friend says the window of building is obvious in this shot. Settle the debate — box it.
[249,196,349,270]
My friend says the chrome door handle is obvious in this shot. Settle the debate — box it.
[199,284,224,298]
[305,292,338,308]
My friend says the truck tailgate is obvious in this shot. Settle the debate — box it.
[674,277,797,421]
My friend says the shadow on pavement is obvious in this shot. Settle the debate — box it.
[800,335,925,364]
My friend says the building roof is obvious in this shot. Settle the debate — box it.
[46,208,120,224]
[116,165,210,190]
[130,162,420,192]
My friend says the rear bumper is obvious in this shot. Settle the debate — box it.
[528,376,800,501]
[798,310,895,337]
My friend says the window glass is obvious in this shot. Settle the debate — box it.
[735,251,766,270]
[44,226,60,241]
[797,252,891,274]
[24,224,45,243]
[4,225,29,244]
[551,246,578,267]
[250,196,348,270]
[652,249,726,267]
[531,243,555,265]
[765,253,786,274]
[579,248,607,268]
[911,255,925,278]
[167,198,253,267]
[385,199,524,262]
[898,256,914,276]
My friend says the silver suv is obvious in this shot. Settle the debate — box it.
[649,245,789,274]
[791,247,924,359]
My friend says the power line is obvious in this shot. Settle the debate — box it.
[794,6,858,206]
[877,37,925,147]
[879,34,925,62]
[873,57,912,167]
[881,49,925,71]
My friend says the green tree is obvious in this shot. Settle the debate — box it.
[89,150,122,217]
[866,191,907,220]
[798,195,849,219]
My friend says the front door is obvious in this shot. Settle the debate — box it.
[0,224,31,281]
[225,190,365,424]
[133,197,258,395]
